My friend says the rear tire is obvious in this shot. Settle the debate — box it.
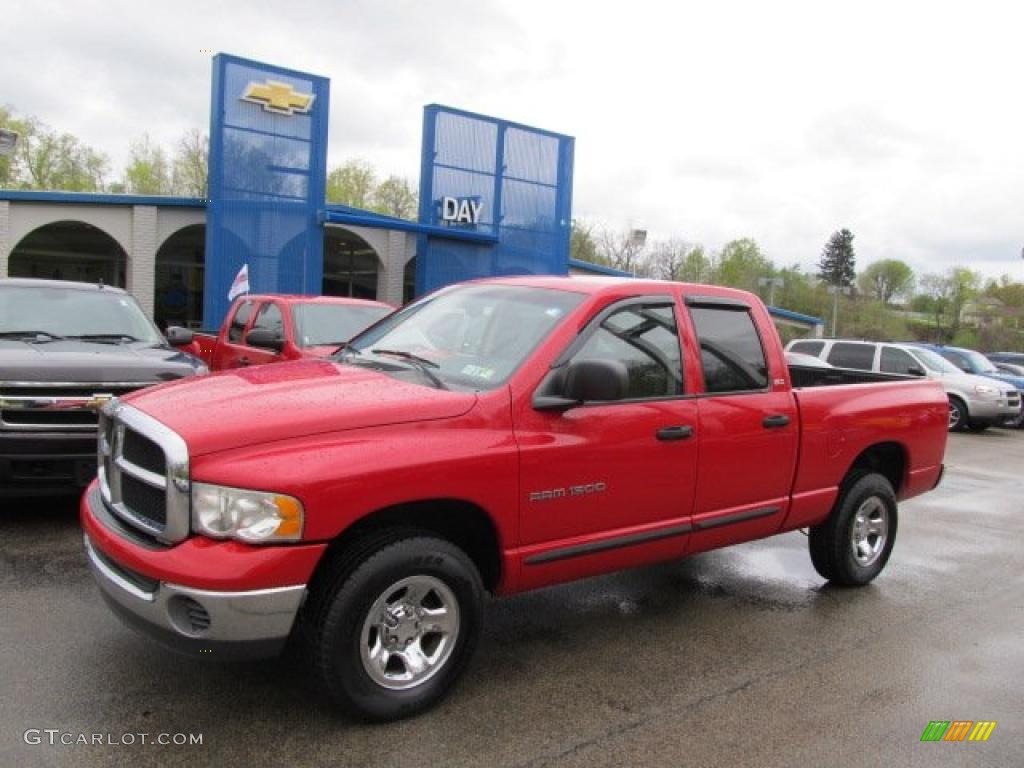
[809,473,898,586]
[947,397,967,432]
[306,533,484,722]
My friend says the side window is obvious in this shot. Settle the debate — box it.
[689,306,769,393]
[942,350,968,371]
[227,300,255,343]
[880,346,918,375]
[569,303,683,399]
[827,342,875,370]
[251,302,284,336]
[790,340,825,357]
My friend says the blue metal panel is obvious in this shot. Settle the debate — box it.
[416,105,574,296]
[203,54,329,327]
[0,190,205,207]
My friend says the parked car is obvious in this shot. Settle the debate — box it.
[83,276,947,721]
[167,294,393,371]
[988,352,1024,367]
[785,338,1022,431]
[911,344,1024,428]
[992,361,1024,377]
[0,278,207,496]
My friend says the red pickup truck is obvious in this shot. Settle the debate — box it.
[81,276,947,721]
[165,294,392,370]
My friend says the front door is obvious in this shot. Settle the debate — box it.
[515,298,699,588]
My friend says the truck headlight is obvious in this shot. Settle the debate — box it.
[192,483,303,542]
[974,384,1000,397]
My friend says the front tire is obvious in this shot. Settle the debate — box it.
[809,473,898,586]
[309,534,484,721]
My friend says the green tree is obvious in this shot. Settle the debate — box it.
[13,114,108,191]
[0,106,31,187]
[679,245,712,283]
[570,219,602,264]
[858,259,914,304]
[372,175,417,219]
[326,159,376,208]
[715,238,772,291]
[172,129,208,197]
[124,134,170,194]
[818,229,857,288]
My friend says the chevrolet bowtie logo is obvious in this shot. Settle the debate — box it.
[240,80,315,116]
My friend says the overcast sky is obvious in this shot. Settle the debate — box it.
[5,0,1024,280]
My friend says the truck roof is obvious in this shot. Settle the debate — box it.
[0,277,128,294]
[468,274,758,301]
[235,294,393,308]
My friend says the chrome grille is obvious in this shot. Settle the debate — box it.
[0,383,149,431]
[98,401,190,544]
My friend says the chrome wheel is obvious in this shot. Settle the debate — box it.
[850,497,888,566]
[948,399,963,430]
[359,575,460,691]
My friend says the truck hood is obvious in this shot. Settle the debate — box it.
[122,359,478,456]
[0,339,205,383]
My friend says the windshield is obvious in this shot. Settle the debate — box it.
[959,348,999,374]
[912,348,961,374]
[292,303,392,347]
[343,284,586,390]
[0,284,162,343]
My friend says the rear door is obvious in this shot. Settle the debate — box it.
[685,296,799,553]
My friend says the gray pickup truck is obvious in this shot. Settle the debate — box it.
[0,278,207,496]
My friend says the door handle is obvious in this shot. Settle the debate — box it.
[238,357,251,367]
[656,425,694,441]
[762,414,790,429]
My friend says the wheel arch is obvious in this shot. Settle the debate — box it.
[845,442,907,496]
[312,499,503,594]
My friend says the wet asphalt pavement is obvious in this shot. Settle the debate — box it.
[1,430,1021,767]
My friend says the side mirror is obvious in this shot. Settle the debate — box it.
[534,358,630,410]
[245,328,284,352]
[165,326,194,346]
[907,366,926,377]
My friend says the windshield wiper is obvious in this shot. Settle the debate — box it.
[67,333,142,344]
[370,349,440,368]
[0,330,66,342]
[370,348,447,389]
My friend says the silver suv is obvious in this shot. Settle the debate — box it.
[785,339,1022,431]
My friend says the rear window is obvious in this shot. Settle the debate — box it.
[689,306,769,393]
[789,340,825,357]
[827,342,875,370]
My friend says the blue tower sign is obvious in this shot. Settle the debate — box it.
[203,54,329,325]
[416,105,575,296]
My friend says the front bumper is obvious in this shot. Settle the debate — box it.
[0,431,97,496]
[81,483,322,660]
[967,397,1020,427]
[84,535,305,660]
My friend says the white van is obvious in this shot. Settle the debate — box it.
[785,339,1021,431]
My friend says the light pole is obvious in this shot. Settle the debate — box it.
[758,277,784,306]
[0,129,18,157]
[828,284,852,337]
